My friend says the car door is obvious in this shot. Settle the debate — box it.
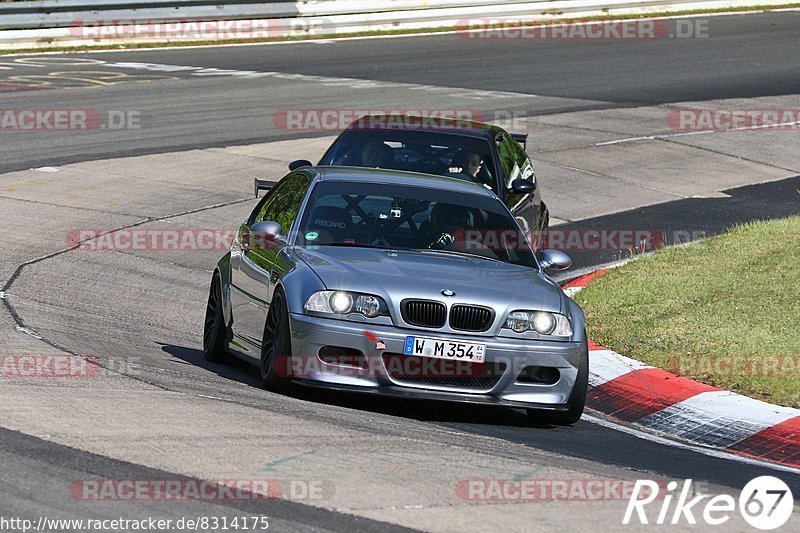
[495,133,540,235]
[229,173,310,354]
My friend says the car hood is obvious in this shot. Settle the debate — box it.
[293,246,565,315]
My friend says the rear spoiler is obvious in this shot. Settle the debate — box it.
[254,178,273,198]
[511,133,528,150]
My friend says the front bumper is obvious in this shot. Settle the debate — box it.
[288,313,585,409]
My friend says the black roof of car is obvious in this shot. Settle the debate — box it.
[304,166,496,197]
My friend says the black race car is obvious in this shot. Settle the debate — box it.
[290,114,548,244]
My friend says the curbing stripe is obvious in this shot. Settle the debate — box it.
[563,269,607,297]
[587,347,652,387]
[563,270,606,288]
[587,339,603,351]
[565,267,800,469]
[587,368,718,422]
[726,416,800,468]
[632,390,798,448]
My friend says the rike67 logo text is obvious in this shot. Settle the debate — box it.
[624,477,794,530]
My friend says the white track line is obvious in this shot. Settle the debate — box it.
[14,326,42,339]
[596,120,800,146]
[105,60,537,100]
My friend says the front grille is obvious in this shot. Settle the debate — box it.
[382,354,505,390]
[449,305,494,332]
[401,299,446,328]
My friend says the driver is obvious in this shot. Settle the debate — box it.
[360,141,393,168]
[445,150,483,184]
[427,203,470,249]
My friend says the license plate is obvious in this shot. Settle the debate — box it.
[403,336,486,363]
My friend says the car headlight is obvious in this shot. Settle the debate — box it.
[330,291,353,313]
[305,290,389,318]
[503,310,572,337]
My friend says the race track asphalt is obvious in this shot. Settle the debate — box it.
[1,11,798,531]
[1,12,799,172]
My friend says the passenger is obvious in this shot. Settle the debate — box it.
[360,141,393,168]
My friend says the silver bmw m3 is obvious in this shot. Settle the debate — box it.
[204,166,588,425]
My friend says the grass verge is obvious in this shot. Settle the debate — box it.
[577,216,800,408]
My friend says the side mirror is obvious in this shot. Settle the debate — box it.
[289,159,312,171]
[245,221,284,251]
[538,249,572,271]
[510,178,536,195]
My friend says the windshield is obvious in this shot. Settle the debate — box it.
[297,181,536,268]
[319,130,497,191]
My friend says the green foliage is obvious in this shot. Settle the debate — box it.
[579,217,800,407]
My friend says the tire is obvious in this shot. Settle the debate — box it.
[260,288,292,393]
[203,273,231,363]
[527,337,588,426]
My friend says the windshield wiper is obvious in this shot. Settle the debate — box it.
[315,242,404,251]
[416,248,505,263]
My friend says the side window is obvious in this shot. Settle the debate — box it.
[249,194,273,225]
[255,173,310,233]
[510,137,535,182]
[496,134,520,187]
